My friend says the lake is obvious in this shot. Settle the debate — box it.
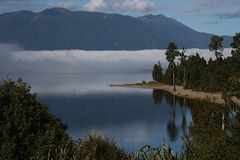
[1,49,238,157]
[0,73,192,153]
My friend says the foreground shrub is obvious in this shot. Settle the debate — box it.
[0,79,74,160]
[127,143,183,160]
[75,134,125,160]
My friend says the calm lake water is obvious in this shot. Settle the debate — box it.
[0,73,192,152]
[1,48,239,158]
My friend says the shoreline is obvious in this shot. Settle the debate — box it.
[111,83,240,105]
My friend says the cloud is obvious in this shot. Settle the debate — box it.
[112,0,156,12]
[216,9,240,19]
[82,0,158,13]
[48,2,77,10]
[83,0,107,12]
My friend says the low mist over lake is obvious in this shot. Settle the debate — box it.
[0,44,232,74]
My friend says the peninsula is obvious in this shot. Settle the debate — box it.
[111,35,240,106]
[111,82,240,105]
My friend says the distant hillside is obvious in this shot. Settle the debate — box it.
[0,8,232,50]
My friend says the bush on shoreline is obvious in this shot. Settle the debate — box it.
[0,79,75,159]
[0,79,127,160]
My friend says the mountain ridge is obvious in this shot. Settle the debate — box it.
[0,8,232,50]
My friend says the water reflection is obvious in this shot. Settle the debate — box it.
[186,101,240,159]
[3,74,239,157]
[152,90,188,142]
[152,90,164,105]
[153,89,240,159]
[0,74,152,95]
[14,74,191,152]
[39,90,191,152]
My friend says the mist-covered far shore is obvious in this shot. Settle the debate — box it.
[0,44,232,74]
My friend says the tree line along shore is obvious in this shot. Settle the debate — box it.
[113,33,240,105]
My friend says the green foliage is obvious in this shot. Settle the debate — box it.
[165,42,180,91]
[164,63,175,85]
[187,101,240,160]
[152,62,164,82]
[185,54,207,89]
[166,42,179,63]
[150,91,240,160]
[0,79,128,160]
[231,32,240,60]
[75,134,125,160]
[208,35,224,60]
[130,144,178,160]
[162,33,240,94]
[175,63,182,85]
[0,79,74,160]
[177,49,187,88]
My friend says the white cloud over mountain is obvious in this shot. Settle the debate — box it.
[83,0,108,12]
[83,0,157,12]
[112,0,156,12]
[48,2,77,10]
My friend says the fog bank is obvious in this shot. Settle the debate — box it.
[0,44,232,74]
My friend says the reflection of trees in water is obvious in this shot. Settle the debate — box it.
[187,101,240,160]
[164,91,176,107]
[167,119,178,142]
[152,90,240,159]
[152,90,190,141]
[181,98,187,136]
[152,90,163,105]
[167,95,179,142]
[181,111,187,135]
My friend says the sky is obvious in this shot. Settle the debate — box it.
[0,0,239,36]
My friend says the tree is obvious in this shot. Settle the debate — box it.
[0,79,74,159]
[165,42,179,91]
[179,48,188,88]
[231,32,240,60]
[209,35,224,60]
[152,62,164,82]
